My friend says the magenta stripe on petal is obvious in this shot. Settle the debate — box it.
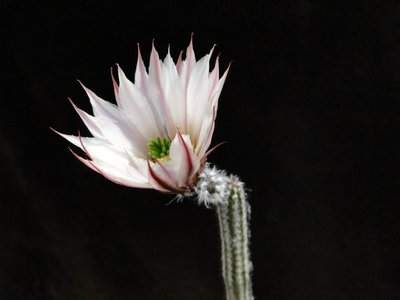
[147,160,181,193]
[177,130,195,185]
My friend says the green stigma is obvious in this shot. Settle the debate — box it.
[148,137,171,160]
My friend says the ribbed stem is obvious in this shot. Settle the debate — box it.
[193,165,253,300]
[216,177,253,300]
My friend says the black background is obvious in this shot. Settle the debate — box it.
[2,1,400,299]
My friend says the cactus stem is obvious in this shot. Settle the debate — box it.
[192,164,254,300]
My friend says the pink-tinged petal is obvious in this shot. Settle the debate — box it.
[76,82,148,156]
[210,62,231,111]
[148,158,180,190]
[208,44,216,58]
[176,50,183,74]
[77,135,150,188]
[88,158,151,188]
[68,98,105,139]
[148,44,164,95]
[94,114,148,157]
[161,49,186,131]
[116,64,162,138]
[134,43,149,90]
[177,131,194,179]
[69,148,98,172]
[51,129,94,149]
[177,37,197,135]
[166,132,201,187]
[178,35,196,83]
[186,53,212,141]
[199,142,227,167]
[147,160,180,193]
[55,132,147,181]
[110,67,120,104]
[203,141,227,160]
[208,56,220,96]
[195,106,216,157]
[196,63,231,155]
[78,81,120,120]
[155,160,178,186]
[133,44,168,138]
[148,42,175,138]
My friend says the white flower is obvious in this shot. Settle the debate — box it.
[54,38,229,193]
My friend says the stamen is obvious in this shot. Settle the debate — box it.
[148,137,171,160]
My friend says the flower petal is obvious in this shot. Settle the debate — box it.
[134,43,149,90]
[78,81,120,120]
[94,115,148,156]
[209,56,221,97]
[195,63,230,156]
[210,62,231,115]
[111,67,120,104]
[68,98,105,139]
[55,130,149,182]
[77,136,150,188]
[147,160,180,193]
[161,48,186,131]
[168,131,200,187]
[76,84,148,156]
[196,105,216,157]
[186,53,212,141]
[87,157,150,188]
[175,50,184,74]
[69,148,98,172]
[177,36,196,84]
[148,43,176,138]
[116,64,163,139]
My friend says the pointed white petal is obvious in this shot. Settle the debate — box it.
[88,159,151,188]
[196,63,230,156]
[195,106,216,157]
[117,65,163,139]
[94,114,148,156]
[77,82,148,155]
[77,136,150,188]
[161,50,186,131]
[148,43,175,138]
[209,56,220,96]
[176,50,183,74]
[165,132,200,187]
[57,132,148,181]
[134,43,149,90]
[70,96,147,156]
[210,63,231,113]
[111,67,121,104]
[79,81,120,119]
[147,160,180,193]
[186,54,211,142]
[69,148,98,172]
[178,36,196,84]
[68,98,105,139]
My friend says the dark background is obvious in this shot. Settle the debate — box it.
[2,0,400,299]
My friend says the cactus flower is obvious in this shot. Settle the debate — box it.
[54,38,229,193]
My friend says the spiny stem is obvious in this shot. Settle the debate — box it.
[193,165,253,300]
[217,177,253,300]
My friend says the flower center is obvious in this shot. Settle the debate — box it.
[148,137,171,160]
